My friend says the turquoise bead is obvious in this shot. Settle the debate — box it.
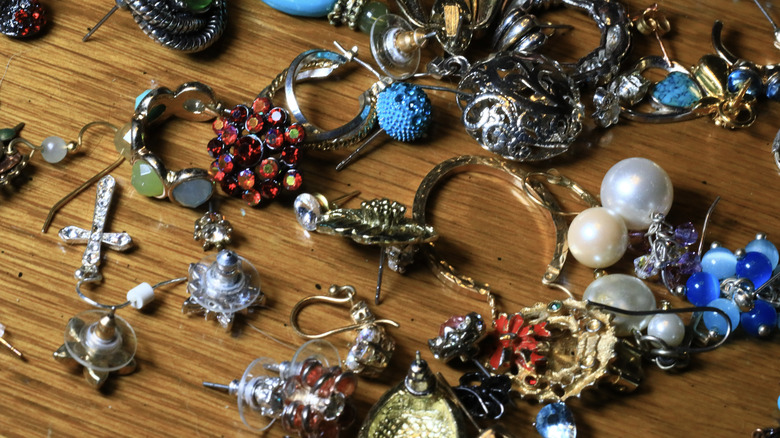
[746,237,779,268]
[135,89,153,111]
[652,72,702,108]
[703,298,740,335]
[701,246,737,280]
[260,0,336,17]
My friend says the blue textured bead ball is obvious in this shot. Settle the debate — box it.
[741,299,777,337]
[376,82,432,142]
[736,251,773,287]
[686,271,720,307]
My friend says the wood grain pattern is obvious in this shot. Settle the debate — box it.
[1,0,779,436]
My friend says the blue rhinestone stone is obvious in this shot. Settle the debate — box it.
[727,68,763,98]
[376,82,432,142]
[536,402,576,438]
[652,72,702,108]
[765,73,780,101]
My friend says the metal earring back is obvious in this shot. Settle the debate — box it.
[291,284,399,377]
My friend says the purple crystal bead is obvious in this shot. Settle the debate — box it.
[634,254,656,279]
[674,222,699,246]
[676,252,702,275]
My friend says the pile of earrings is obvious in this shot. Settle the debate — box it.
[208,97,305,207]
[204,339,357,437]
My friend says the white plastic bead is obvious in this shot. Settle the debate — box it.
[40,136,69,163]
[646,313,685,347]
[127,282,155,309]
[583,274,656,336]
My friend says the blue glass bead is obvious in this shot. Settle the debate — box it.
[376,82,432,142]
[740,299,777,337]
[736,252,773,287]
[702,298,740,335]
[652,72,702,108]
[259,0,336,17]
[685,271,720,306]
[536,402,576,438]
[727,68,763,98]
[701,246,737,280]
[746,236,779,268]
[766,73,780,101]
[777,394,780,411]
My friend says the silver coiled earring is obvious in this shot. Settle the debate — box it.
[83,0,227,52]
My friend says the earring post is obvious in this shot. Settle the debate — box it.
[83,5,120,42]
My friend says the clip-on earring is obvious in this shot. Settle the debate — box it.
[203,339,358,435]
[295,195,438,304]
[0,0,46,37]
[82,0,227,52]
[181,249,264,331]
[290,284,399,377]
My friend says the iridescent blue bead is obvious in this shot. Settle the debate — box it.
[746,235,779,268]
[685,271,720,306]
[702,298,740,335]
[536,402,576,438]
[727,68,763,98]
[701,246,737,280]
[740,299,777,337]
[736,252,773,287]
[766,73,780,101]
[376,82,432,142]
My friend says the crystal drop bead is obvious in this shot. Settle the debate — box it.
[536,402,576,438]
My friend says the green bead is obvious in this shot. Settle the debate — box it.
[0,128,16,142]
[358,1,389,34]
[132,160,165,197]
[114,123,134,158]
[183,0,213,12]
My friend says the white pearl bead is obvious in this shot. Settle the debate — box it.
[646,313,685,347]
[40,136,68,163]
[568,207,628,268]
[600,157,673,230]
[583,274,656,336]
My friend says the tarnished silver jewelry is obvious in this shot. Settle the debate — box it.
[457,52,584,162]
[500,0,632,87]
[492,8,572,53]
[290,284,399,377]
[83,0,227,52]
[59,175,133,282]
[772,128,780,172]
[182,249,265,330]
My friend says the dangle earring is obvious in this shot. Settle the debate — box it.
[294,196,438,304]
[203,339,358,435]
[290,284,399,377]
[0,0,46,37]
[49,175,185,387]
[0,122,124,205]
[82,0,227,52]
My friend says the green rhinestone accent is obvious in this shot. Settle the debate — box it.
[114,123,134,158]
[131,160,164,197]
[183,0,212,12]
[548,301,563,312]
[358,1,389,34]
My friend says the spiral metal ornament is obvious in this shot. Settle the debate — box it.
[126,0,227,52]
[457,52,584,162]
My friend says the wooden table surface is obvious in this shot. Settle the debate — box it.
[1,0,780,436]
